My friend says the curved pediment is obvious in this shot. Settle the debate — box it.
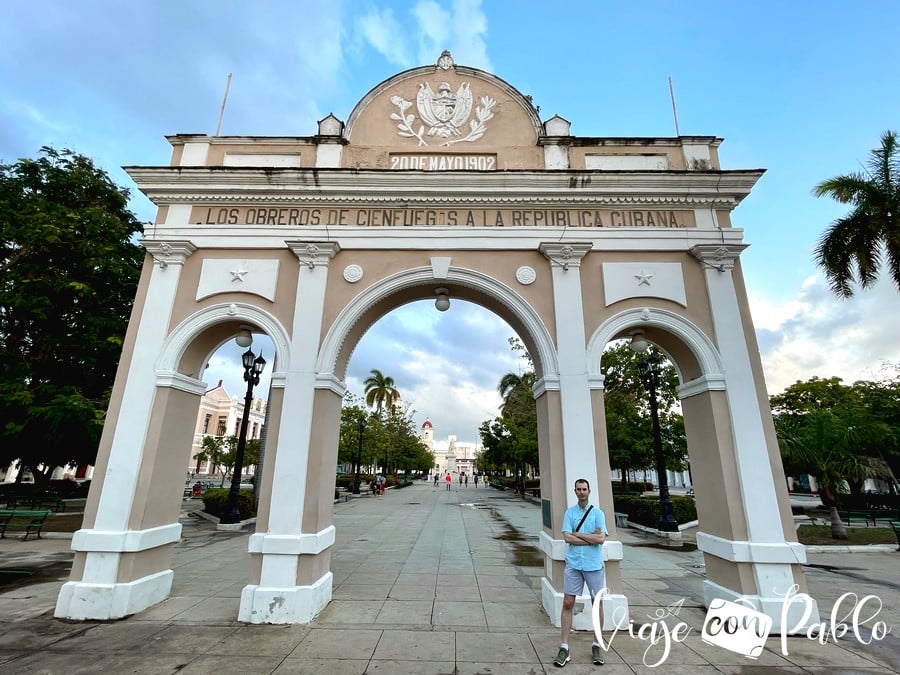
[343,51,544,170]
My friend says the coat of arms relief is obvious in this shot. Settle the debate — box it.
[389,52,496,146]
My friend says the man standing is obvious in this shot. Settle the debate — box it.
[554,478,607,668]
[445,472,452,491]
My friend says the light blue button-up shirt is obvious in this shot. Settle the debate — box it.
[562,503,607,571]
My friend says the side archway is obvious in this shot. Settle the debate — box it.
[156,302,292,383]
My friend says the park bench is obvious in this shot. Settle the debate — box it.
[889,521,900,552]
[842,509,900,527]
[9,494,65,512]
[0,509,52,540]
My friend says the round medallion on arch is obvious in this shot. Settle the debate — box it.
[343,264,364,283]
[516,266,536,285]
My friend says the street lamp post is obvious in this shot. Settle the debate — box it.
[630,332,679,533]
[220,346,267,525]
[353,415,366,494]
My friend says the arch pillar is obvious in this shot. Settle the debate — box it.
[56,240,197,620]
[238,241,341,624]
[689,244,817,632]
[536,242,629,630]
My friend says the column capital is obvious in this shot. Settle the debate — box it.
[689,244,748,272]
[286,241,341,270]
[539,242,592,270]
[142,239,196,268]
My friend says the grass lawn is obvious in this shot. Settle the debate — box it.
[797,524,898,546]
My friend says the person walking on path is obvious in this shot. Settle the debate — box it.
[473,474,479,488]
[554,478,608,668]
[464,474,469,487]
[433,473,439,487]
[445,472,452,491]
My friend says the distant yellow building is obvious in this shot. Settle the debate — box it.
[189,379,267,477]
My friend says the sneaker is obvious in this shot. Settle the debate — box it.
[554,647,570,667]
[592,644,605,665]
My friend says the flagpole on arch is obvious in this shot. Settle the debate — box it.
[668,76,680,137]
[215,73,232,136]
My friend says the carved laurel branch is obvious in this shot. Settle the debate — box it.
[443,96,496,146]
[390,96,427,147]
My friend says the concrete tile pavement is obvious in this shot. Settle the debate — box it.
[0,481,896,673]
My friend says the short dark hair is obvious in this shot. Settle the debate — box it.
[574,478,590,489]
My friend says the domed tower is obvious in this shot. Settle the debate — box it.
[420,418,434,451]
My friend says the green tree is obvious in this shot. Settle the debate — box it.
[813,130,900,297]
[0,147,143,486]
[775,411,878,539]
[194,435,261,487]
[363,368,400,413]
[771,375,896,499]
[487,350,540,486]
[601,342,687,482]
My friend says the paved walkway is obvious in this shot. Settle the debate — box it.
[0,483,897,673]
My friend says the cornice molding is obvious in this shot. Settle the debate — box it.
[125,167,763,209]
[539,242,593,269]
[689,244,749,271]
[286,241,341,269]
[142,239,196,267]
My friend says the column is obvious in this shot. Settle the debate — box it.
[690,244,816,632]
[537,243,628,630]
[238,240,341,624]
[56,240,195,620]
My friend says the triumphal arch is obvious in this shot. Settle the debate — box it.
[56,52,816,630]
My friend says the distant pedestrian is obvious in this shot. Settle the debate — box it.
[464,474,469,487]
[434,474,439,487]
[474,474,479,488]
[445,472,452,491]
[459,474,463,486]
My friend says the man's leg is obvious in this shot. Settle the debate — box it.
[560,592,576,645]
[585,569,607,665]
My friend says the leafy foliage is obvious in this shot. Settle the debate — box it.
[600,342,688,482]
[771,372,899,539]
[612,495,697,527]
[338,392,432,478]
[193,435,261,487]
[363,368,401,412]
[813,130,900,297]
[0,148,143,485]
[201,487,255,519]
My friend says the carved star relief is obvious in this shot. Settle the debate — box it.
[230,269,248,283]
[635,270,654,286]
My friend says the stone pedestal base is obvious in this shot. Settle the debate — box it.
[541,577,629,631]
[55,569,174,620]
[238,572,332,624]
[702,579,819,634]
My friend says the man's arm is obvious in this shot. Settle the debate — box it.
[572,527,606,545]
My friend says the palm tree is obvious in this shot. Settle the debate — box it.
[775,411,876,539]
[363,368,400,413]
[813,130,900,298]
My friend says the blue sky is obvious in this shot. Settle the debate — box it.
[3,1,898,444]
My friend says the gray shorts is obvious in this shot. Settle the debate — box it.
[563,564,606,598]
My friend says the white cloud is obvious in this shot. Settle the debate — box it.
[358,7,413,67]
[752,275,900,393]
[414,0,491,70]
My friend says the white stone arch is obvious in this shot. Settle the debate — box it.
[317,266,559,382]
[586,306,726,394]
[156,302,292,387]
